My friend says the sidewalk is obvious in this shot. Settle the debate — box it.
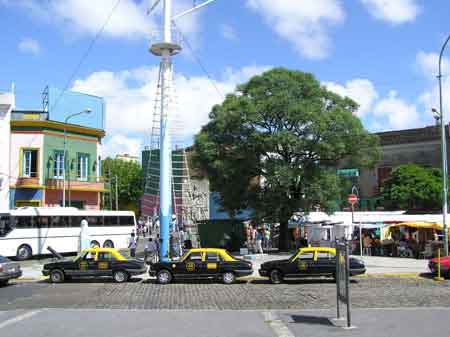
[240,253,430,278]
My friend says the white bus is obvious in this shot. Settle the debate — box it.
[0,207,137,260]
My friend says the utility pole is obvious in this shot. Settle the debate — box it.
[438,35,450,256]
[115,175,119,211]
[148,0,217,261]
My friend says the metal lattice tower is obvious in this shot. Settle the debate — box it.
[142,56,208,249]
[144,0,216,260]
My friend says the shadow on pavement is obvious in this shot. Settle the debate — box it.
[141,279,248,285]
[289,314,334,326]
[42,277,145,284]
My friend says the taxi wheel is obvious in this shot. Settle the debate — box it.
[222,272,236,285]
[157,270,172,284]
[50,269,65,283]
[269,269,283,284]
[113,270,129,283]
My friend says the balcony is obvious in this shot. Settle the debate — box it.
[45,176,109,193]
[16,176,41,188]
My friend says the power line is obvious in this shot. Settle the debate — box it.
[172,20,225,101]
[49,0,122,113]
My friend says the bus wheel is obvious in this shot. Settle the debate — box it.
[103,240,114,248]
[90,240,100,248]
[16,244,32,261]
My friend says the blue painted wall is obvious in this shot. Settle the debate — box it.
[10,189,43,208]
[48,87,105,130]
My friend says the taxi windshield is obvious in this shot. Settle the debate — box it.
[288,250,302,262]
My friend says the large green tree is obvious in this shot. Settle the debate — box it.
[194,68,379,250]
[102,158,143,214]
[382,164,443,211]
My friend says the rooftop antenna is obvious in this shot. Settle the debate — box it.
[148,0,217,261]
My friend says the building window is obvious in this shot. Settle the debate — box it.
[377,167,392,190]
[54,151,64,179]
[22,149,38,178]
[77,153,89,181]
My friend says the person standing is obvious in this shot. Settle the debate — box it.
[255,229,264,254]
[128,231,137,258]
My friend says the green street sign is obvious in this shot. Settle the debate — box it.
[337,169,359,177]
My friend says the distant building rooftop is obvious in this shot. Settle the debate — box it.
[376,125,447,146]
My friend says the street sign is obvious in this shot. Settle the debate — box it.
[337,169,359,177]
[335,239,353,328]
[348,194,358,205]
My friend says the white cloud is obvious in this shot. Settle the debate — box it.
[246,0,345,59]
[324,79,378,117]
[18,37,41,55]
[360,0,420,24]
[72,64,272,156]
[220,24,237,41]
[416,51,450,121]
[103,133,143,158]
[373,90,420,130]
[325,78,422,131]
[5,0,201,41]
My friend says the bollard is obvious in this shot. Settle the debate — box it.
[434,248,445,282]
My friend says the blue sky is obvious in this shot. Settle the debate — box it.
[0,0,449,157]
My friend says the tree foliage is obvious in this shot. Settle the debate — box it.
[193,68,379,249]
[102,157,143,214]
[382,164,443,211]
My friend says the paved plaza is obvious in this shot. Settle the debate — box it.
[1,307,450,337]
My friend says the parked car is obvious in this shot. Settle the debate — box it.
[259,247,366,283]
[42,247,147,283]
[0,255,22,286]
[149,248,253,284]
[428,256,450,279]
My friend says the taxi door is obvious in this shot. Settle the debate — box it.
[313,251,336,275]
[78,250,98,276]
[180,251,204,278]
[203,252,221,278]
[96,251,113,276]
[290,251,315,277]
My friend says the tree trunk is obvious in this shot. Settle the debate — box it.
[278,216,290,251]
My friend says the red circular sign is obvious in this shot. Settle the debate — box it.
[348,194,358,205]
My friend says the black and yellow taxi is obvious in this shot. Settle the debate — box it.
[149,248,253,284]
[42,247,147,283]
[259,247,366,283]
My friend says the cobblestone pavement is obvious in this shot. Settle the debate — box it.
[1,277,449,311]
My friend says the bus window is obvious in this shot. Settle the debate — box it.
[0,215,12,237]
[87,216,103,227]
[38,216,50,228]
[119,216,134,226]
[104,216,119,226]
[15,216,33,228]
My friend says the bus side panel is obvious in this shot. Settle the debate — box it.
[0,229,40,257]
[37,227,80,255]
[89,226,133,249]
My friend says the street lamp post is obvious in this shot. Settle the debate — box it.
[438,35,450,256]
[62,109,92,207]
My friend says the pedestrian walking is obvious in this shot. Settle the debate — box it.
[128,231,137,258]
[144,237,158,264]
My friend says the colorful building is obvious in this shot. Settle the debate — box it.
[0,89,107,210]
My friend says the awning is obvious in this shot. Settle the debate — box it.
[383,222,447,237]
